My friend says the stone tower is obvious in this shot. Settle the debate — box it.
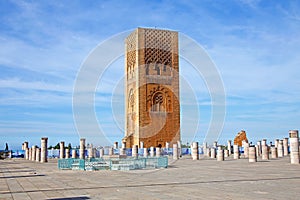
[123,27,180,148]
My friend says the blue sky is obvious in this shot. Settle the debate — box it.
[1,0,300,149]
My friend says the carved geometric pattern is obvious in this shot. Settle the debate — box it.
[126,31,136,76]
[144,29,174,66]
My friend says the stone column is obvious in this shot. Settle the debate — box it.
[25,148,29,160]
[261,139,267,147]
[211,148,216,159]
[249,146,257,162]
[114,142,118,149]
[88,144,93,158]
[224,149,229,158]
[41,137,48,163]
[217,146,224,161]
[108,146,114,156]
[275,139,279,148]
[192,142,199,160]
[140,141,144,149]
[257,141,261,156]
[271,147,278,159]
[156,147,161,157]
[255,145,259,157]
[206,148,211,157]
[244,142,249,158]
[24,142,28,150]
[122,142,126,149]
[165,142,170,149]
[262,145,269,160]
[173,144,178,160]
[143,148,148,157]
[72,149,76,158]
[32,146,36,161]
[289,130,299,164]
[203,142,207,155]
[213,141,218,148]
[277,140,284,157]
[59,141,65,159]
[227,140,232,155]
[79,138,85,159]
[99,148,104,158]
[120,147,126,156]
[29,148,32,161]
[283,138,289,156]
[150,146,155,157]
[35,148,40,162]
[177,141,182,157]
[65,148,70,159]
[132,145,138,158]
[234,145,239,159]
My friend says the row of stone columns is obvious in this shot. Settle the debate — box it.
[24,137,48,163]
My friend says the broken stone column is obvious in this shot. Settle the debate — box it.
[140,141,144,149]
[150,146,155,157]
[277,140,284,158]
[132,145,138,158]
[31,146,36,161]
[289,130,299,164]
[23,142,28,150]
[143,148,148,157]
[108,146,114,156]
[99,148,104,158]
[275,139,279,148]
[177,141,182,157]
[211,148,216,159]
[244,142,249,158]
[249,146,257,162]
[165,142,170,149]
[59,141,65,159]
[25,148,29,160]
[255,145,259,157]
[79,138,85,159]
[261,139,267,147]
[156,147,161,157]
[283,138,289,156]
[29,148,32,161]
[114,142,118,149]
[262,145,269,160]
[72,149,76,158]
[234,145,239,159]
[122,142,126,149]
[88,144,93,158]
[224,149,229,158]
[206,148,211,157]
[217,146,224,161]
[227,140,232,155]
[41,137,48,163]
[192,142,199,160]
[213,141,218,148]
[257,141,261,156]
[65,148,69,159]
[35,148,40,162]
[271,147,278,159]
[119,147,126,156]
[203,142,207,155]
[173,143,178,160]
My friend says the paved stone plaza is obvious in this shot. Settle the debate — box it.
[1,156,299,200]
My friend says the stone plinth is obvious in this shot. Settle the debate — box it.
[60,141,65,159]
[192,142,199,160]
[233,145,239,159]
[173,144,178,160]
[262,145,269,160]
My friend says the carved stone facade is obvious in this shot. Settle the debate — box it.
[123,28,180,148]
